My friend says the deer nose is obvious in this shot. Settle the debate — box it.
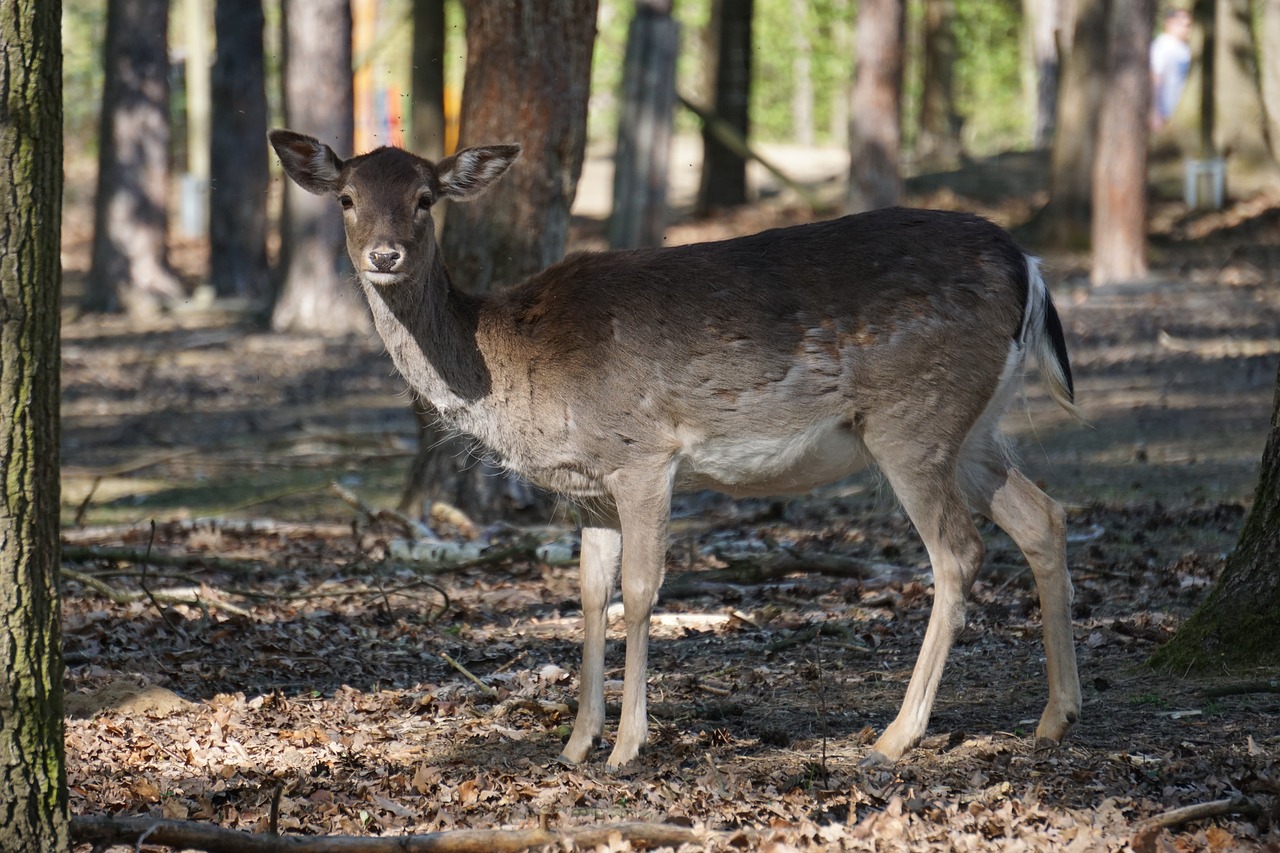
[369,250,401,272]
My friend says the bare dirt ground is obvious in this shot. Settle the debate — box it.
[59,157,1280,850]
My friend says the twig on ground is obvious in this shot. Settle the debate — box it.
[1139,796,1261,831]
[662,551,893,599]
[1201,679,1280,698]
[63,545,266,577]
[70,815,719,853]
[329,481,422,539]
[767,622,872,654]
[440,652,498,698]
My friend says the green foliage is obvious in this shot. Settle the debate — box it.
[62,0,107,155]
[951,0,1026,153]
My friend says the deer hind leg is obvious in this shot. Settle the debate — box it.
[864,452,987,766]
[960,453,1081,747]
[604,468,673,771]
[559,517,621,766]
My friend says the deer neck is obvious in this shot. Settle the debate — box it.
[360,253,494,418]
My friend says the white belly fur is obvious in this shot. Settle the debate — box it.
[673,416,872,497]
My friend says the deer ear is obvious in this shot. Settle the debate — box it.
[436,145,521,201]
[269,129,344,196]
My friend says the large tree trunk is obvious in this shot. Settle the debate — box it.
[788,0,815,147]
[608,0,679,250]
[0,2,69,850]
[85,0,184,316]
[697,0,753,213]
[846,0,905,213]
[1030,0,1108,249]
[1153,362,1280,672]
[210,0,270,303]
[271,0,366,335]
[400,0,598,521]
[1090,0,1152,285]
[917,0,961,166]
[411,0,447,160]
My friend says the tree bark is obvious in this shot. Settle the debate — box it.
[846,0,905,213]
[1029,0,1108,249]
[400,0,598,521]
[210,0,270,303]
[1090,0,1152,285]
[608,0,679,249]
[917,0,962,166]
[789,0,815,147]
[697,0,754,213]
[85,0,184,316]
[271,0,366,335]
[0,1,69,850]
[411,0,447,160]
[1153,361,1280,672]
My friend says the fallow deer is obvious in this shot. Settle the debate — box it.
[268,129,1082,771]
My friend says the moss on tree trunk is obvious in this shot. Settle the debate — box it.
[0,1,68,850]
[1152,362,1280,672]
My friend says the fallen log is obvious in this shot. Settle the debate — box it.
[70,815,720,853]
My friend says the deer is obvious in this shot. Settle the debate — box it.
[268,128,1083,772]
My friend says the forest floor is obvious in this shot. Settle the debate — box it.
[58,153,1280,851]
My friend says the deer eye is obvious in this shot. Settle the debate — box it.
[339,194,354,210]
[417,193,434,211]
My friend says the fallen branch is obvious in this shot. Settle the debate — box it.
[329,481,424,539]
[63,545,266,577]
[440,651,498,698]
[1201,679,1280,698]
[62,569,253,618]
[70,815,718,852]
[1138,796,1261,831]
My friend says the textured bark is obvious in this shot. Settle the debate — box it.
[697,0,753,213]
[789,0,814,147]
[0,1,69,850]
[400,0,597,520]
[271,0,365,334]
[210,0,270,302]
[917,0,961,165]
[411,0,447,160]
[85,0,183,316]
[1032,0,1108,249]
[846,0,905,213]
[1153,361,1280,672]
[1090,0,1152,285]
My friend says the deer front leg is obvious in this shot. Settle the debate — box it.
[605,471,672,771]
[559,521,621,766]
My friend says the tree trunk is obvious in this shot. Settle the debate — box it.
[210,0,270,303]
[85,0,184,316]
[1020,0,1062,149]
[399,0,598,521]
[846,0,905,213]
[697,0,754,213]
[411,0,447,160]
[1090,0,1152,285]
[608,0,679,249]
[1212,0,1280,193]
[0,2,69,850]
[789,0,815,147]
[271,0,366,335]
[917,0,961,166]
[1030,0,1108,249]
[1153,361,1280,672]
